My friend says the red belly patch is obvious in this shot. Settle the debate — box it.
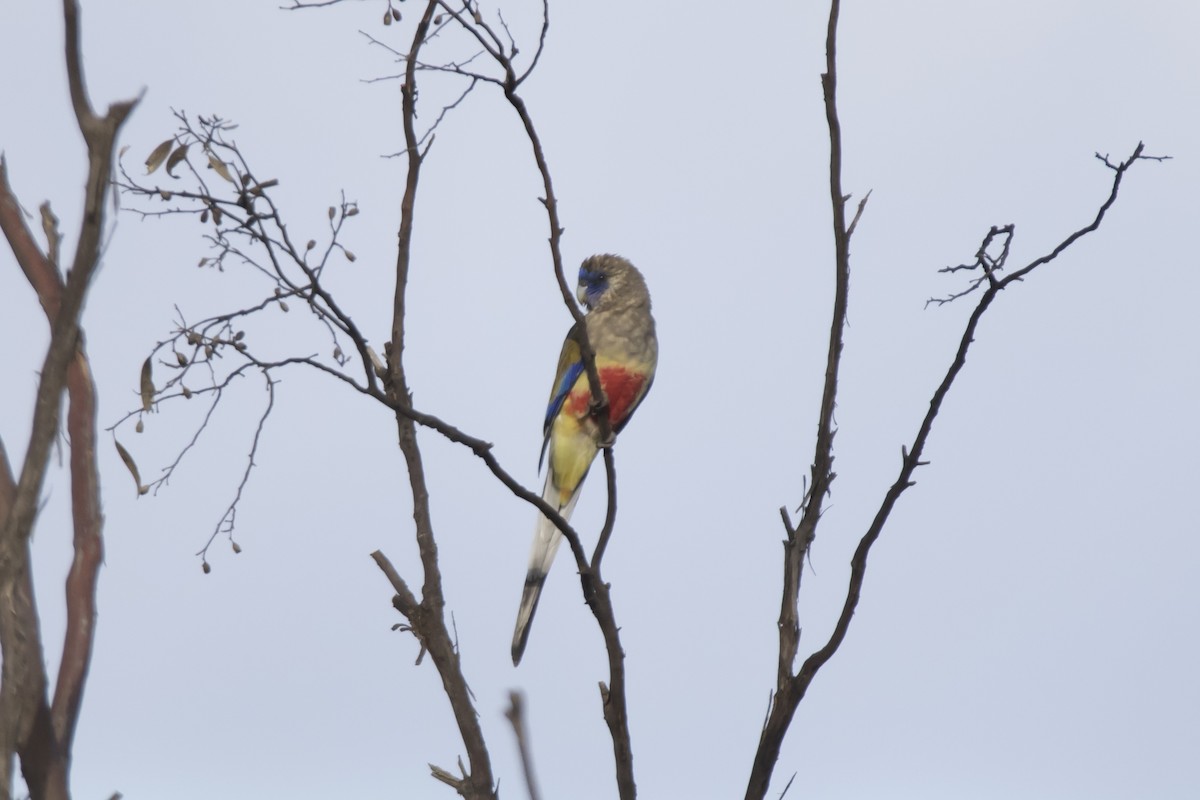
[565,366,646,427]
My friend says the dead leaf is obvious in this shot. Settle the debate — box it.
[145,139,174,174]
[207,151,235,183]
[114,439,148,496]
[248,178,278,196]
[165,143,189,178]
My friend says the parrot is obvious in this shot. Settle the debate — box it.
[511,254,658,666]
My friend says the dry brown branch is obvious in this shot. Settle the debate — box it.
[505,692,543,800]
[51,349,104,758]
[374,3,498,796]
[0,2,136,796]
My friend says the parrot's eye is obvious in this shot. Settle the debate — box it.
[580,268,607,286]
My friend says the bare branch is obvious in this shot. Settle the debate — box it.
[770,0,853,712]
[0,2,136,795]
[513,0,550,86]
[749,2,1156,795]
[927,224,1013,306]
[51,349,104,753]
[381,3,499,796]
[282,0,362,8]
[505,692,543,800]
[0,158,62,313]
[196,372,276,567]
[370,550,419,617]
[1096,149,1170,169]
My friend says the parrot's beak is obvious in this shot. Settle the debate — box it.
[576,282,589,308]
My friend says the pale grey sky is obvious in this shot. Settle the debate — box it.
[2,1,1198,798]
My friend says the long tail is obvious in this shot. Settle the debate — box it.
[511,472,580,665]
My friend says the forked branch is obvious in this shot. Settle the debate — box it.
[0,1,136,797]
[375,2,498,797]
[746,1,1159,797]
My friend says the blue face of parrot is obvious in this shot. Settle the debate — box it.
[577,264,610,309]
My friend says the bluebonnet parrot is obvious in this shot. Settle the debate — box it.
[511,254,658,665]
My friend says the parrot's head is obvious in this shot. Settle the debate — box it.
[577,254,648,312]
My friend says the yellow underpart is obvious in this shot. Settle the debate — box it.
[548,410,598,507]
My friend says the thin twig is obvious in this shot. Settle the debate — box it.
[505,692,543,800]
[196,372,277,565]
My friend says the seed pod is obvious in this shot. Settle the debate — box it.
[139,358,154,411]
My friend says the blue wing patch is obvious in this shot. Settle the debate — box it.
[540,359,584,471]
